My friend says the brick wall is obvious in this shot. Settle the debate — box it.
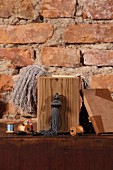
[0,0,113,121]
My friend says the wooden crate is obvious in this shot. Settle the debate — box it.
[37,76,81,132]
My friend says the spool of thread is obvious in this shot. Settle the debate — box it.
[76,125,84,134]
[18,124,26,132]
[24,119,32,126]
[25,124,33,133]
[70,126,84,136]
[70,127,76,136]
[18,124,33,134]
[6,122,14,134]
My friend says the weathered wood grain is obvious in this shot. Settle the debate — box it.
[37,77,80,132]
[83,89,113,134]
[0,133,113,170]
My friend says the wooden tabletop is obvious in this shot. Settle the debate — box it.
[0,124,113,170]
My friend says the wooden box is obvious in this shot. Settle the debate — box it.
[37,76,81,132]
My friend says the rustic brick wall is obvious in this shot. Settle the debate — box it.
[0,0,113,121]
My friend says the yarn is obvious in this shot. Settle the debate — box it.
[12,66,62,136]
[51,107,62,134]
[12,65,48,117]
[40,107,62,136]
[39,93,62,136]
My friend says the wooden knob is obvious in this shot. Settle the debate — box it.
[70,127,76,136]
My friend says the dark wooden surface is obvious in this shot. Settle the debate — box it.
[0,123,113,170]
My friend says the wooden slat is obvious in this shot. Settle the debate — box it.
[0,134,113,170]
[37,77,80,132]
[83,89,113,134]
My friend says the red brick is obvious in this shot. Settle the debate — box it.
[83,49,113,66]
[90,75,113,92]
[40,0,76,18]
[42,47,80,67]
[0,48,34,68]
[0,74,14,92]
[0,23,53,44]
[83,0,113,19]
[0,0,34,19]
[64,24,113,44]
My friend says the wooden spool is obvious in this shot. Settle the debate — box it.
[25,124,33,133]
[70,126,84,136]
[6,122,14,134]
[70,127,76,136]
[18,124,33,133]
[76,126,84,134]
[18,124,25,132]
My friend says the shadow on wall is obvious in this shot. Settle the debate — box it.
[0,100,7,118]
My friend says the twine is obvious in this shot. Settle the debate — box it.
[12,65,48,117]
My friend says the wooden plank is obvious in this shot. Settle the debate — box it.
[83,89,113,134]
[37,77,80,132]
[1,135,113,170]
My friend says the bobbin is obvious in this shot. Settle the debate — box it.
[76,125,84,134]
[18,124,33,134]
[18,124,26,132]
[25,124,33,133]
[70,127,76,136]
[6,122,14,134]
